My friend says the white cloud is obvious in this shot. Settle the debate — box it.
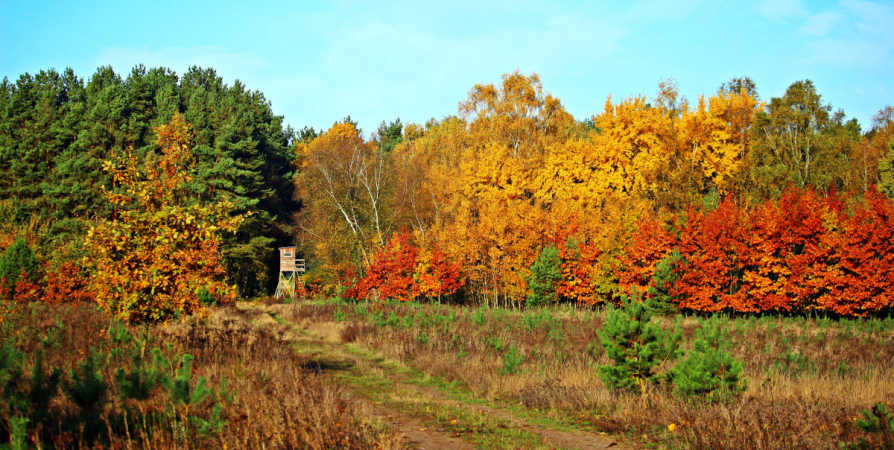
[796,1,894,69]
[756,0,806,20]
[800,11,839,36]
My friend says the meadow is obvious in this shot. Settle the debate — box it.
[2,295,894,449]
[0,301,403,449]
[274,297,894,449]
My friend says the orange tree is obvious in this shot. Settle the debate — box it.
[83,114,244,323]
[346,230,464,303]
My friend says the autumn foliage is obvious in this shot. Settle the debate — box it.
[43,261,95,304]
[618,186,894,316]
[345,230,463,302]
[0,236,94,304]
[290,71,894,317]
[83,114,244,323]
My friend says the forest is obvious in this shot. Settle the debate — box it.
[1,67,894,318]
[2,65,894,449]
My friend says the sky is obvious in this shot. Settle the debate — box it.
[2,0,892,135]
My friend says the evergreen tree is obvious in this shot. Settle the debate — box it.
[297,126,318,143]
[179,67,296,297]
[671,316,746,402]
[646,248,683,315]
[526,245,563,306]
[596,288,682,392]
[375,118,403,154]
[0,238,40,298]
[46,66,128,220]
[0,70,85,217]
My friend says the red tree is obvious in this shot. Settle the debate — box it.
[673,198,755,312]
[346,231,419,302]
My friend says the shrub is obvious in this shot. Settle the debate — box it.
[115,348,167,401]
[501,346,525,375]
[65,352,109,413]
[42,261,94,304]
[850,402,894,449]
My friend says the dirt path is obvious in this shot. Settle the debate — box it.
[363,402,475,450]
[238,302,630,450]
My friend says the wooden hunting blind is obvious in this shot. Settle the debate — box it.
[279,246,305,273]
[275,246,305,299]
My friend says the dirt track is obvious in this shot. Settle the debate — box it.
[239,302,631,450]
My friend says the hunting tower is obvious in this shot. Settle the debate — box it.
[274,246,305,299]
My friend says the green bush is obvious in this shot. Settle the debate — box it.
[470,306,488,326]
[501,346,524,375]
[596,288,681,392]
[27,351,62,419]
[115,348,168,401]
[65,352,108,413]
[671,316,746,402]
[165,354,214,412]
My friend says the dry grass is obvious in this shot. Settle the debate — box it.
[283,300,894,449]
[0,302,405,449]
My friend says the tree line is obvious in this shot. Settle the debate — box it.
[295,72,894,316]
[2,66,894,317]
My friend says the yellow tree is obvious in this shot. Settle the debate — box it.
[460,71,573,159]
[591,95,672,202]
[389,117,472,238]
[423,72,576,304]
[294,122,392,286]
[84,114,243,323]
[674,93,748,196]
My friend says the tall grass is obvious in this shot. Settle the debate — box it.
[287,300,894,449]
[0,302,404,449]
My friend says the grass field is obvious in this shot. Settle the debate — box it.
[2,298,892,449]
[0,302,404,449]
[275,297,894,449]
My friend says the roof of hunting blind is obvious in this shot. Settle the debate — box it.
[279,246,297,249]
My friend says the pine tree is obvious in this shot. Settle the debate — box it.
[646,248,683,315]
[596,287,681,392]
[671,316,746,402]
[376,118,403,154]
[527,245,563,306]
[0,238,40,299]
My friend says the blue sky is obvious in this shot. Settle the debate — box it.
[2,0,892,134]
